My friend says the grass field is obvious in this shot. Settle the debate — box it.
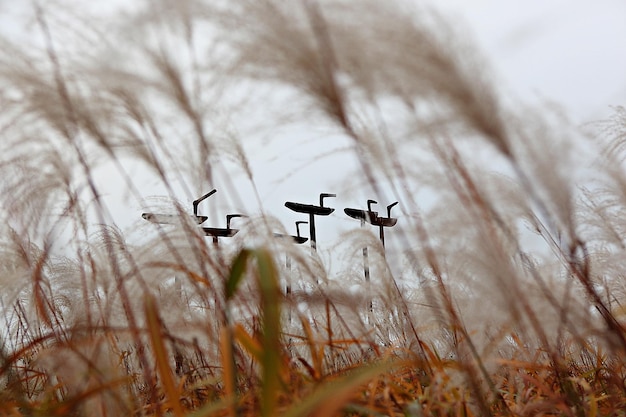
[1,1,626,416]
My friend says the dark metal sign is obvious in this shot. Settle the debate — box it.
[284,193,336,251]
[142,190,398,249]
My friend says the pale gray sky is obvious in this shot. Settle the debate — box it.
[2,1,625,262]
[93,1,626,263]
[223,0,626,241]
[438,0,626,122]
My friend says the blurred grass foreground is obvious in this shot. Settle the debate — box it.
[1,1,626,416]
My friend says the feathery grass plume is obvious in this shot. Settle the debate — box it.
[208,0,509,147]
[597,105,626,162]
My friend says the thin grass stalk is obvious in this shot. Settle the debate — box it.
[145,295,185,417]
[303,0,384,202]
[404,144,509,414]
[434,134,585,415]
[33,6,162,409]
[303,2,433,377]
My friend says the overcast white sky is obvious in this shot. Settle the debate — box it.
[437,0,626,122]
[2,1,625,261]
[219,0,626,248]
[91,1,626,264]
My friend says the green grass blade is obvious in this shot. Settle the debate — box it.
[226,249,252,301]
[254,248,282,417]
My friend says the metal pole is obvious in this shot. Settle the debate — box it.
[361,218,370,283]
[308,213,316,251]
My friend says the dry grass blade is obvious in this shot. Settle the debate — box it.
[282,359,399,417]
[233,323,263,362]
[298,313,324,381]
[219,326,237,417]
[144,294,185,417]
[186,397,235,417]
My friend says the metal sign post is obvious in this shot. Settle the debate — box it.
[274,221,309,324]
[344,199,399,316]
[344,199,379,283]
[370,202,398,248]
[142,189,245,246]
[273,221,309,294]
[284,193,336,251]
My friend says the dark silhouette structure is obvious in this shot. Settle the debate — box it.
[285,193,336,251]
